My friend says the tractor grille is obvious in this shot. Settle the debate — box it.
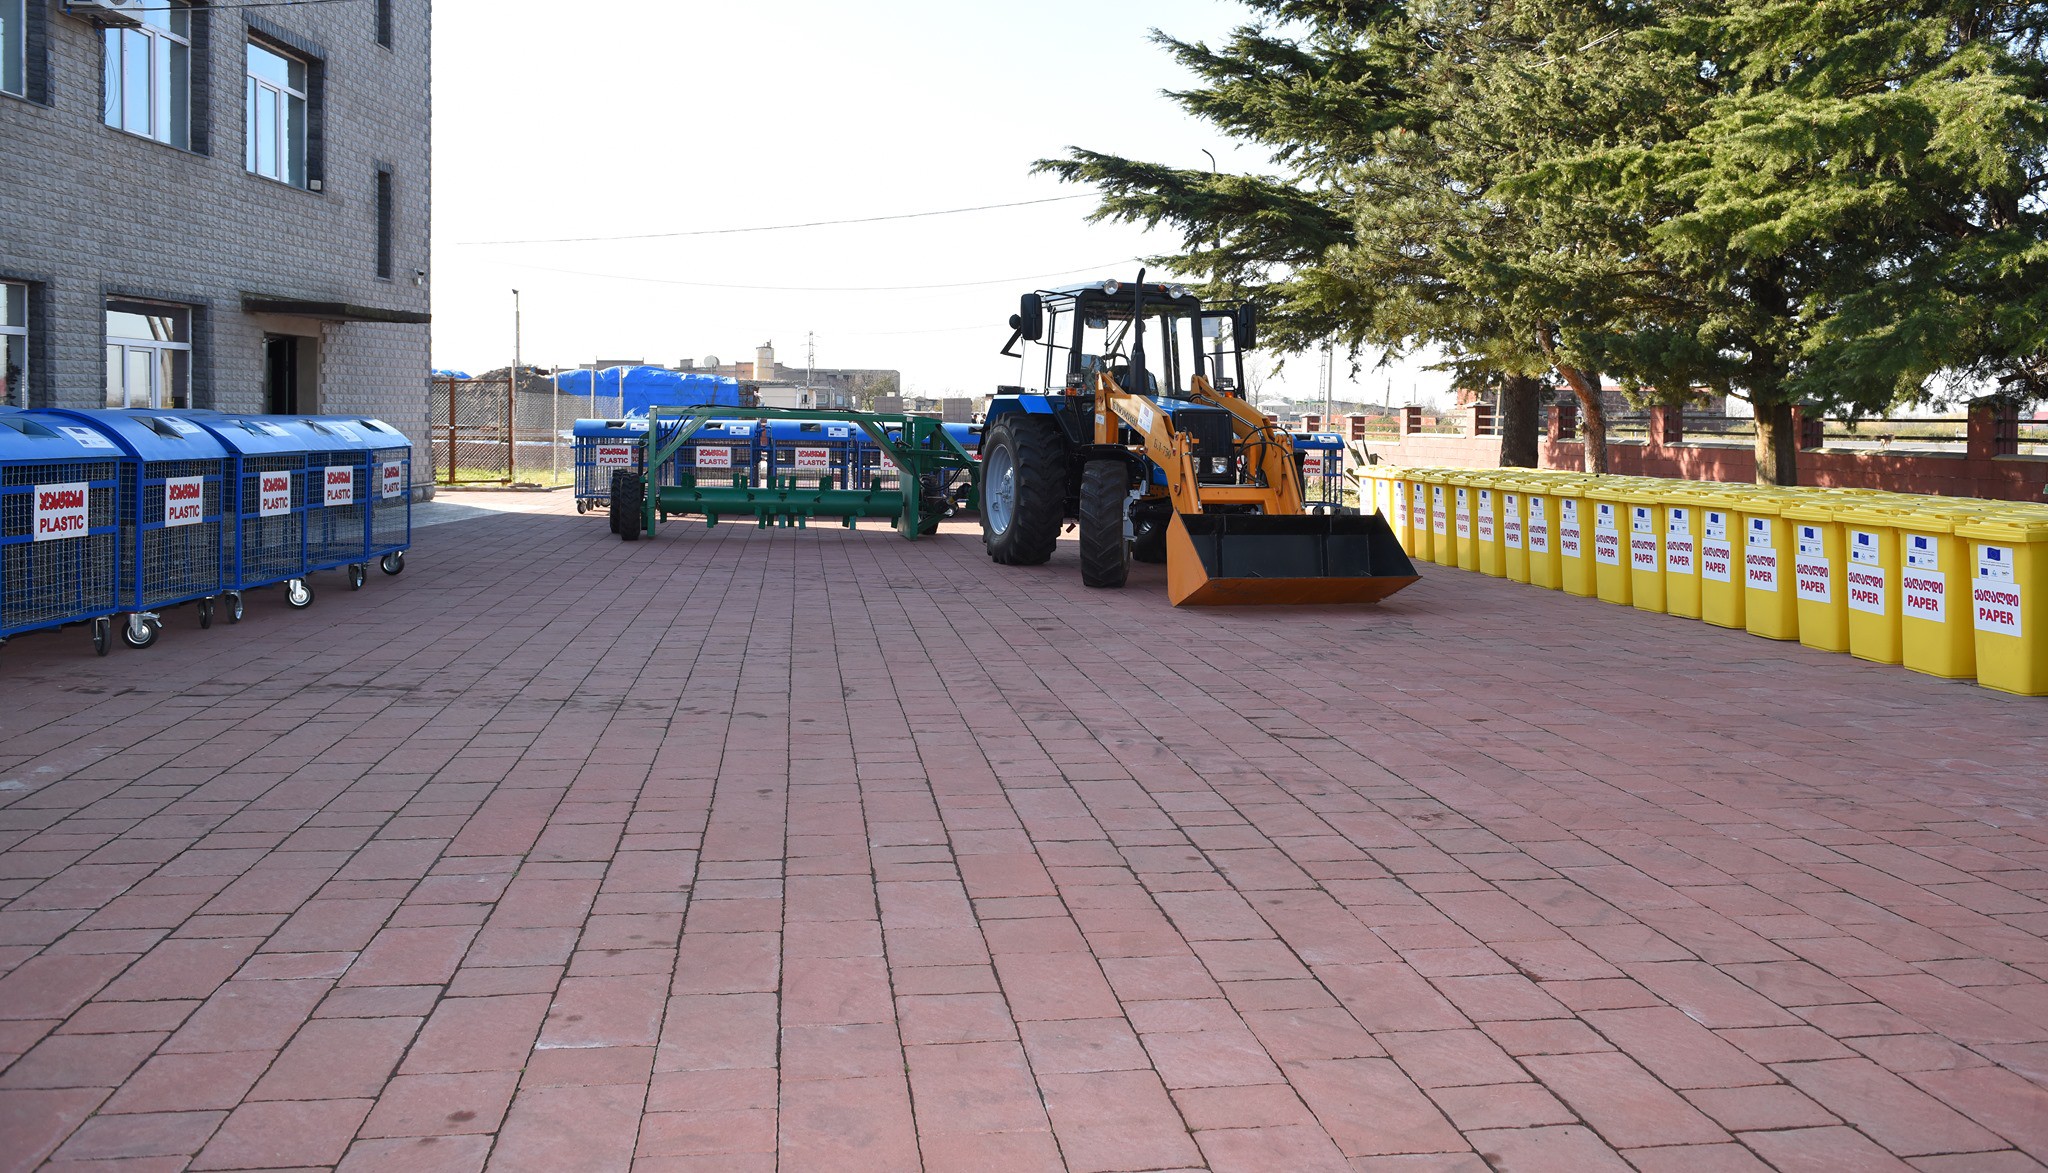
[1173,407,1237,483]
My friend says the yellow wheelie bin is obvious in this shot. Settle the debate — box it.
[1404,473,1434,563]
[1620,488,1669,614]
[1896,501,1984,679]
[1553,479,1597,597]
[1956,511,2048,695]
[1383,469,1415,555]
[1660,484,1706,620]
[1500,481,1529,584]
[1584,481,1633,606]
[1782,497,1851,653]
[1737,492,1800,640]
[1519,478,1561,590]
[1836,500,1904,665]
[1448,474,1480,571]
[1428,475,1456,567]
[1696,491,1747,630]
[1472,478,1506,577]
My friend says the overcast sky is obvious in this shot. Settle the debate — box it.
[430,0,1454,409]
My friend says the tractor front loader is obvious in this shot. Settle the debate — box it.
[982,275,1417,606]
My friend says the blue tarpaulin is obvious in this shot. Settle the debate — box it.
[552,366,742,415]
[432,369,473,380]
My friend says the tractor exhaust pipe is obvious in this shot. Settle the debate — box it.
[1164,511,1420,606]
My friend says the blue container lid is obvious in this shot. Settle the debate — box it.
[1293,432,1346,449]
[766,419,857,442]
[0,409,133,462]
[40,408,231,462]
[572,417,650,438]
[176,412,333,456]
[294,416,393,451]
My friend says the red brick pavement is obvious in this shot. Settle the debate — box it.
[0,490,2044,1171]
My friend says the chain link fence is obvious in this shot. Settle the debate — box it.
[432,376,625,486]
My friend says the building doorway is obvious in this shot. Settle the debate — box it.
[265,334,302,415]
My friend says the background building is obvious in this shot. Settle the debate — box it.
[0,0,431,486]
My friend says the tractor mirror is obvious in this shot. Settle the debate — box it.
[1017,294,1044,341]
[1238,302,1258,350]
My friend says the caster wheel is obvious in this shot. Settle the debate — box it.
[348,564,367,591]
[577,500,589,515]
[198,598,215,629]
[287,579,314,608]
[92,617,111,657]
[226,592,245,624]
[121,615,160,649]
[380,551,405,576]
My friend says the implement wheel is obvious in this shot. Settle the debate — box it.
[610,470,644,542]
[1131,510,1169,565]
[981,415,1063,566]
[1078,460,1130,589]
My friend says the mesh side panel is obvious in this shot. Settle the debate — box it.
[369,447,410,553]
[1,460,120,636]
[138,458,227,608]
[237,455,305,586]
[305,450,368,568]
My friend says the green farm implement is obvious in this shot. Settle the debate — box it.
[609,406,980,542]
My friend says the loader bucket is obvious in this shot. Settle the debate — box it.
[1165,511,1420,606]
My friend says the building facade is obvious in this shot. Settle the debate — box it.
[1,0,431,485]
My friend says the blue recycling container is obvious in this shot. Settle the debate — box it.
[0,409,124,654]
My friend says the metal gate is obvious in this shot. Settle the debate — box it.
[432,376,513,484]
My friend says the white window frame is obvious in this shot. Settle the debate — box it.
[2,0,25,99]
[105,301,192,410]
[245,38,307,186]
[1,282,26,409]
[103,0,190,147]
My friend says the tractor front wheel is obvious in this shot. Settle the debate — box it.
[981,415,1064,566]
[1078,461,1130,589]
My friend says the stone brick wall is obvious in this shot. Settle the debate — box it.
[0,0,432,487]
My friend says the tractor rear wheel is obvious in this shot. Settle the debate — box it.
[981,415,1063,566]
[1078,460,1130,589]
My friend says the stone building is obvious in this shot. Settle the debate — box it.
[0,0,431,485]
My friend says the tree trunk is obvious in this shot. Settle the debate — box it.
[1753,399,1798,486]
[1537,324,1608,474]
[1497,373,1540,468]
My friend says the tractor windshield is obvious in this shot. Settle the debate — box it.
[1072,295,1200,398]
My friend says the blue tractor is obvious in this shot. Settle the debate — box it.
[980,275,1418,605]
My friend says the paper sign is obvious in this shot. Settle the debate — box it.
[1476,490,1495,542]
[695,446,733,470]
[595,444,633,469]
[1503,494,1522,550]
[1559,498,1581,558]
[56,426,116,450]
[794,447,832,472]
[1593,502,1621,566]
[1795,556,1831,602]
[1628,507,1658,571]
[1847,565,1887,615]
[1975,580,2023,637]
[1850,529,1880,566]
[33,482,89,540]
[1432,485,1447,535]
[1455,487,1471,539]
[258,471,292,517]
[163,476,204,527]
[323,466,355,508]
[1746,517,1777,590]
[1527,497,1549,554]
[1700,539,1734,583]
[382,461,403,499]
[1393,483,1409,529]
[1902,568,1946,622]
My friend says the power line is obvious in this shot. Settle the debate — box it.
[486,258,1141,293]
[452,194,1095,246]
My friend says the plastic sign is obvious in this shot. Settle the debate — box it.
[324,466,355,508]
[258,471,293,517]
[793,447,832,472]
[1301,450,1325,479]
[595,444,633,469]
[163,476,204,527]
[1629,505,1658,571]
[381,461,403,500]
[33,482,89,541]
[695,446,733,470]
[55,425,116,450]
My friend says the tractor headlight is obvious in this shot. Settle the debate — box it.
[1168,285,1189,299]
[1101,280,1121,296]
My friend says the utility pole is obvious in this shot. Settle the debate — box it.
[511,289,521,483]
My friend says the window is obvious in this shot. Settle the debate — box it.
[105,300,191,409]
[245,40,306,185]
[374,0,390,47]
[2,0,24,98]
[376,168,394,279]
[103,0,189,147]
[1,283,25,408]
